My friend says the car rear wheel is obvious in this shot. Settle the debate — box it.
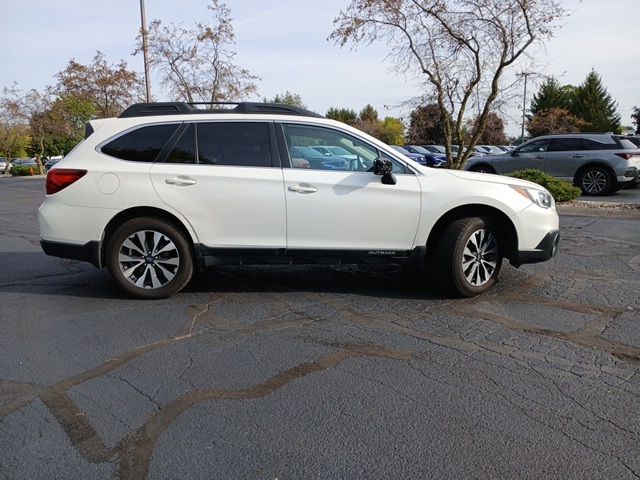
[434,217,503,297]
[578,166,613,196]
[106,217,193,299]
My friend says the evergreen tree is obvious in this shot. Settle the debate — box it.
[570,70,621,133]
[530,77,572,115]
[631,106,640,134]
[358,104,379,123]
[326,107,358,125]
[263,91,306,108]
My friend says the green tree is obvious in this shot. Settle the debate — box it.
[570,70,620,133]
[326,107,358,125]
[530,77,572,115]
[377,117,405,145]
[358,104,378,123]
[406,104,446,145]
[631,106,640,134]
[0,123,30,173]
[263,91,305,108]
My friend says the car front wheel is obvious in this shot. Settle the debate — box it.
[434,217,503,297]
[106,217,193,299]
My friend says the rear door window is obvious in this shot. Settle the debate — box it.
[196,122,272,167]
[102,124,179,162]
[548,138,584,152]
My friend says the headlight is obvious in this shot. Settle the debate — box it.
[510,185,555,209]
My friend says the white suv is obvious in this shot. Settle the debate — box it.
[38,102,559,299]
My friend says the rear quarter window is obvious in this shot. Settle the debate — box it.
[582,138,618,151]
[101,124,180,162]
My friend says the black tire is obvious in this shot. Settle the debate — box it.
[433,217,503,297]
[577,166,614,196]
[469,164,496,174]
[106,217,193,299]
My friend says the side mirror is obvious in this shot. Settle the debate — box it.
[510,150,518,157]
[373,157,397,185]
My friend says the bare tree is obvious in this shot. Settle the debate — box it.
[55,51,143,118]
[137,0,259,104]
[331,0,567,169]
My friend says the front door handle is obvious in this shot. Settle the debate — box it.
[534,155,545,160]
[571,155,584,158]
[165,176,197,186]
[288,183,318,194]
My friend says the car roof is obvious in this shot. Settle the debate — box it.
[119,102,323,119]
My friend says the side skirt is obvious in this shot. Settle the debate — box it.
[193,245,426,270]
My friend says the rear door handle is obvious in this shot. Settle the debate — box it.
[288,183,318,194]
[571,155,584,158]
[534,155,545,159]
[165,176,197,186]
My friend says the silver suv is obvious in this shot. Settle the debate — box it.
[465,134,640,195]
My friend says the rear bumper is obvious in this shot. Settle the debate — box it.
[40,240,101,268]
[510,230,559,267]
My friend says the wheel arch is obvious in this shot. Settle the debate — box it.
[100,206,198,268]
[468,163,497,174]
[425,204,519,262]
[573,161,616,185]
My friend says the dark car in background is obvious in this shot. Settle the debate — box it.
[403,145,448,167]
[390,145,427,165]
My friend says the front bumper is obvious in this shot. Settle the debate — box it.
[41,240,101,268]
[510,230,560,267]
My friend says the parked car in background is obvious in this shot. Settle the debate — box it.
[311,145,358,163]
[0,157,7,173]
[45,157,63,170]
[290,146,346,170]
[421,145,446,154]
[478,145,506,154]
[403,145,448,168]
[500,145,515,152]
[390,145,427,165]
[11,158,38,169]
[465,134,640,195]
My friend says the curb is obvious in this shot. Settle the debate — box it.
[558,201,640,218]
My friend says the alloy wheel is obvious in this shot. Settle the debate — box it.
[462,229,499,287]
[582,170,608,194]
[118,230,180,289]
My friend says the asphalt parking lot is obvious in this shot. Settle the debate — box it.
[1,177,639,480]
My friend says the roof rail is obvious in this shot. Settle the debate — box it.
[119,102,323,119]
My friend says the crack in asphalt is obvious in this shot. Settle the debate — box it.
[1,225,639,478]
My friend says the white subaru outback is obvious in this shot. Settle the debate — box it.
[38,102,559,299]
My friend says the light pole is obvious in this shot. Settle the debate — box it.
[140,0,152,103]
[518,72,535,143]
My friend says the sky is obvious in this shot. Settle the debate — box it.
[1,0,639,136]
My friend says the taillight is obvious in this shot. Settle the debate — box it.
[615,153,637,160]
[46,169,87,195]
